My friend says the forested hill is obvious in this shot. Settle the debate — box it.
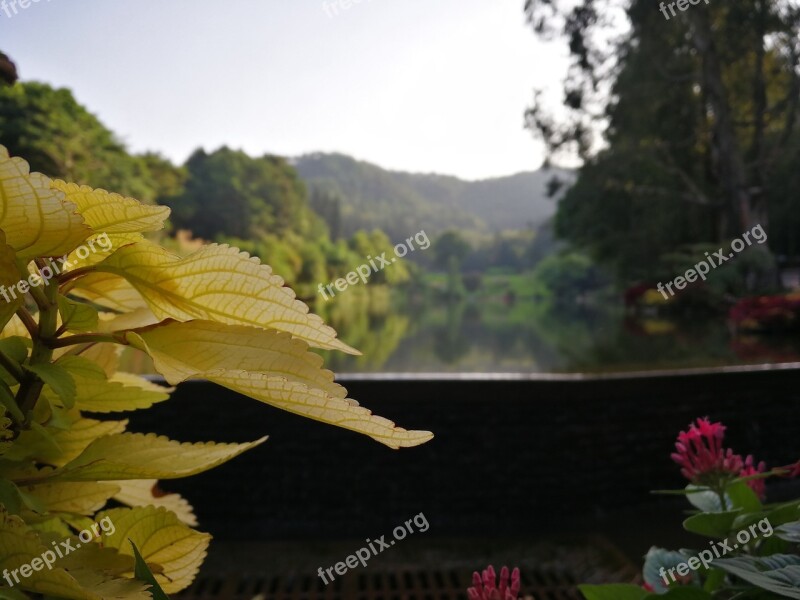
[293,153,572,240]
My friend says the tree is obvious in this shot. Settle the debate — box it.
[525,0,800,246]
[0,52,17,87]
[433,231,471,271]
[165,147,318,241]
[0,82,174,202]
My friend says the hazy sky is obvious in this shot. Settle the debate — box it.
[1,0,570,179]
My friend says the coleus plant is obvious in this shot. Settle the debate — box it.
[0,145,432,599]
[580,417,800,600]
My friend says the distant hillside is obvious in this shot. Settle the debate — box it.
[293,153,572,240]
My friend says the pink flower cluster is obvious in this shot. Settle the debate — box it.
[468,566,521,600]
[671,417,767,498]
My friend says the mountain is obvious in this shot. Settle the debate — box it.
[293,153,572,241]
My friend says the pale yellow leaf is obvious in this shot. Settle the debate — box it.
[70,272,148,313]
[22,482,120,515]
[128,321,433,449]
[51,432,267,481]
[111,480,197,527]
[50,181,170,234]
[64,232,143,270]
[97,506,209,593]
[45,417,128,466]
[97,308,160,333]
[0,231,23,330]
[77,343,121,377]
[94,241,358,353]
[0,146,92,259]
[0,314,29,340]
[57,355,171,414]
[129,320,345,398]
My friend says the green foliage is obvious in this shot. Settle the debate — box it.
[295,153,569,241]
[531,252,604,299]
[529,0,800,285]
[165,147,316,240]
[582,420,800,600]
[0,83,181,204]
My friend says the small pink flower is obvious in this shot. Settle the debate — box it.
[468,566,521,600]
[739,455,767,500]
[671,417,744,483]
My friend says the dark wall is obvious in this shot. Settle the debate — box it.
[125,369,800,542]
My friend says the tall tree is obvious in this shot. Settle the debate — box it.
[525,0,800,243]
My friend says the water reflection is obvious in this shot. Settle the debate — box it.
[315,286,800,374]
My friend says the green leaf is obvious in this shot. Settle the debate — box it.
[714,554,800,599]
[578,584,649,600]
[726,480,762,512]
[26,362,77,408]
[58,295,99,333]
[131,541,171,600]
[0,479,22,514]
[685,485,727,512]
[775,521,800,543]
[0,337,28,386]
[683,510,741,538]
[643,547,698,593]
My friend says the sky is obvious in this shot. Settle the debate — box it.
[0,0,571,180]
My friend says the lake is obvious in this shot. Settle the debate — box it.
[313,286,800,375]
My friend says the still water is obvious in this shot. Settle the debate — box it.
[314,289,800,375]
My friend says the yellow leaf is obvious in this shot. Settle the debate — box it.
[57,356,171,414]
[64,232,143,271]
[111,480,197,527]
[0,509,99,600]
[77,343,121,377]
[52,419,128,466]
[0,315,30,340]
[128,320,433,449]
[22,482,120,515]
[97,308,160,334]
[93,241,358,353]
[51,432,267,481]
[0,231,23,330]
[0,146,92,259]
[50,181,170,234]
[97,506,209,593]
[70,272,148,313]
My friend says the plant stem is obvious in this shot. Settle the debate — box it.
[58,266,94,286]
[15,307,38,338]
[47,333,123,349]
[15,271,59,421]
[0,379,24,424]
[0,348,24,382]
